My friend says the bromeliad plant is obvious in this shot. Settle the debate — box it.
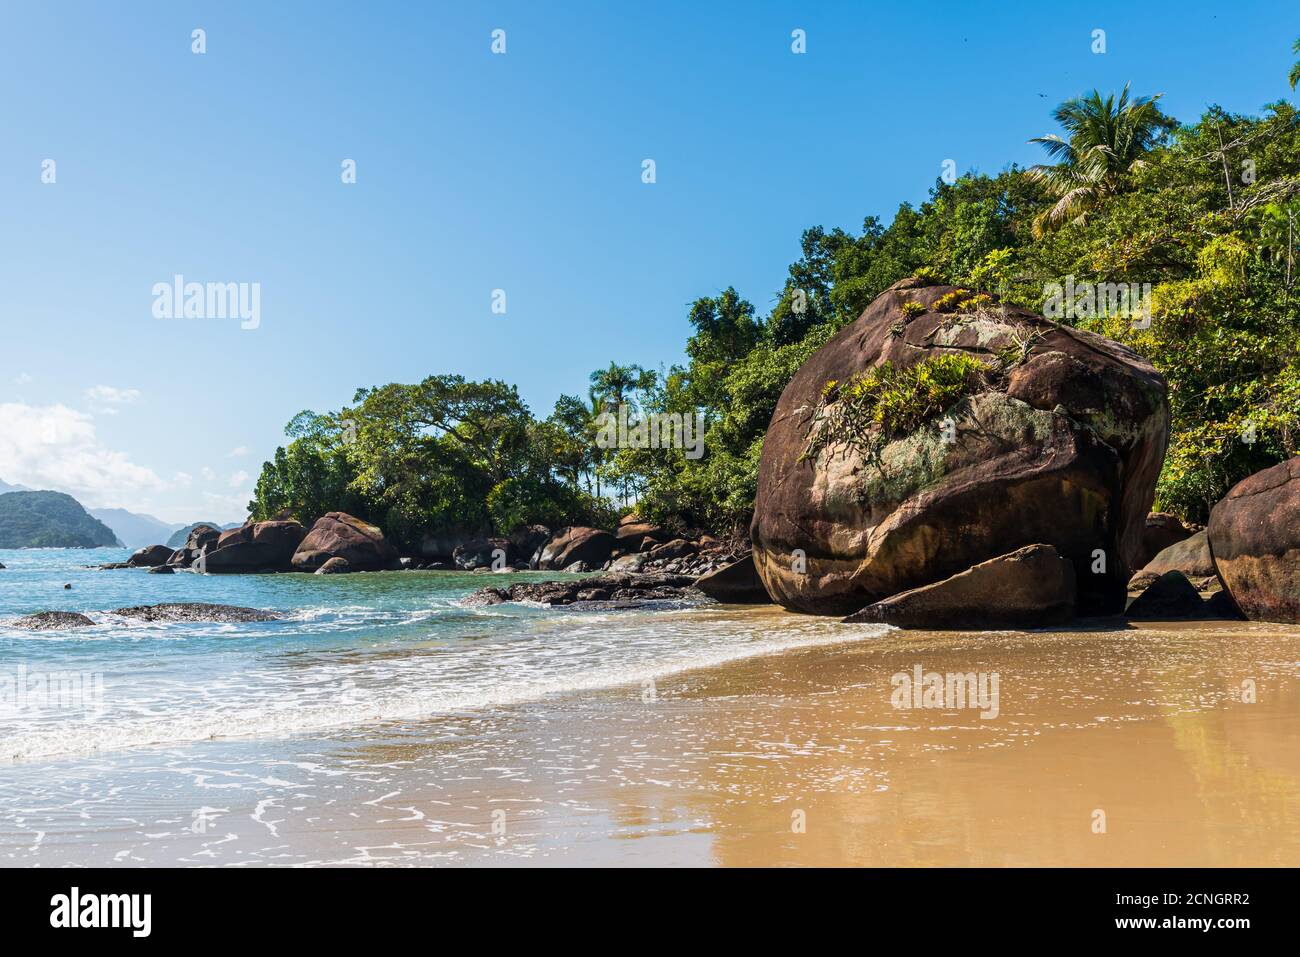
[803,352,988,466]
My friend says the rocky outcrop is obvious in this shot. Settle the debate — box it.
[1143,529,1215,578]
[291,512,398,572]
[843,544,1075,629]
[1135,512,1195,570]
[534,526,617,571]
[751,280,1169,616]
[614,521,669,551]
[193,520,307,573]
[463,573,698,609]
[453,537,514,571]
[166,523,222,567]
[10,611,96,630]
[694,554,772,604]
[127,544,174,567]
[507,525,550,562]
[1207,458,1300,623]
[315,557,351,574]
[111,602,283,623]
[1125,571,1206,620]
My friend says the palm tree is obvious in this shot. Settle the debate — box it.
[1026,84,1173,236]
[1290,38,1300,90]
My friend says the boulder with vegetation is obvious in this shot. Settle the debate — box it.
[1207,458,1300,623]
[751,280,1169,616]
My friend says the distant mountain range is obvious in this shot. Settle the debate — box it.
[0,491,121,548]
[88,508,183,550]
[0,477,242,550]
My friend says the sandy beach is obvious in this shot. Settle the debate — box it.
[4,605,1297,867]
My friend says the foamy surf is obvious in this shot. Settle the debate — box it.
[1,610,886,762]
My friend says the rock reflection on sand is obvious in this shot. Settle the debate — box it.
[0,611,1296,866]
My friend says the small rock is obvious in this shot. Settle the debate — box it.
[10,611,95,630]
[315,557,352,575]
[147,565,175,574]
[111,603,283,623]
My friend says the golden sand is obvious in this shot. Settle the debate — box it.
[315,610,1300,866]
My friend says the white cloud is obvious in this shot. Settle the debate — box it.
[228,470,249,487]
[0,402,165,505]
[202,490,253,522]
[200,466,216,481]
[227,446,249,458]
[85,385,141,405]
[172,471,194,488]
[14,373,33,385]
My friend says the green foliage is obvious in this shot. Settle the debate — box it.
[804,354,987,466]
[252,88,1300,536]
[0,491,120,548]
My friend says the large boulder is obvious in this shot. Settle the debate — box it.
[614,521,670,550]
[1207,458,1300,622]
[694,554,772,604]
[751,280,1169,616]
[291,512,398,572]
[167,523,222,567]
[843,544,1076,629]
[1125,571,1206,620]
[127,544,173,567]
[535,526,617,571]
[199,520,306,573]
[1135,512,1195,570]
[1143,529,1215,578]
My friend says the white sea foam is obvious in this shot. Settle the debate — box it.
[2,609,885,762]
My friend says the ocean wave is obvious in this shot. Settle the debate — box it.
[1,615,887,762]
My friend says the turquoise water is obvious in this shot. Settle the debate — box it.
[0,547,862,764]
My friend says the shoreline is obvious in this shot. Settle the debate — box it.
[3,611,1297,867]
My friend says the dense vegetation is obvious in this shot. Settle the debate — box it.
[252,68,1300,544]
[0,491,121,549]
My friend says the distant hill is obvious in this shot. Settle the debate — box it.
[89,508,183,550]
[0,478,31,494]
[166,521,242,549]
[0,491,122,548]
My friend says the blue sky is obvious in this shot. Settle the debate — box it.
[1,1,1296,523]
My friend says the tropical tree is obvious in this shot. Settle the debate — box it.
[1290,38,1300,90]
[1026,84,1175,236]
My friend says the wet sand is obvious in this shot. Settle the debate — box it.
[2,608,1298,866]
